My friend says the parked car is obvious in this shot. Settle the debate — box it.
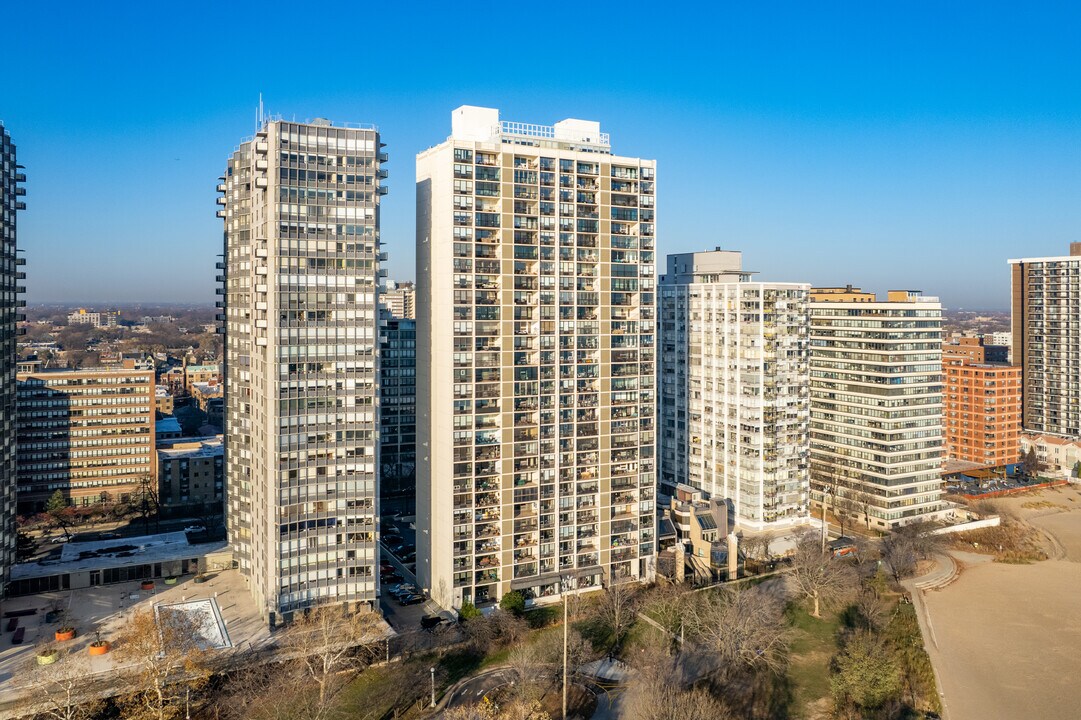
[382,526,402,538]
[385,541,406,555]
[382,571,404,583]
[397,593,425,606]
[421,615,453,631]
[184,525,206,534]
[401,550,417,563]
[99,531,122,540]
[388,583,419,599]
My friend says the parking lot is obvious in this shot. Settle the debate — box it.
[378,512,453,638]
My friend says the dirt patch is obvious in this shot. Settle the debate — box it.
[922,559,1081,720]
[949,517,1048,563]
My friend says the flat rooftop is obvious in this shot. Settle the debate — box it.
[12,531,227,581]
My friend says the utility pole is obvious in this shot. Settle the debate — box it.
[430,666,435,708]
[562,577,569,720]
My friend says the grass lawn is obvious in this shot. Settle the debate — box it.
[785,603,842,718]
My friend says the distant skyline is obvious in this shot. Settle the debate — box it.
[7,2,1081,309]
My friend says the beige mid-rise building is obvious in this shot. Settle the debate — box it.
[809,289,948,529]
[16,367,155,513]
[417,106,657,609]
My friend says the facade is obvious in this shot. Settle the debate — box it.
[0,124,25,594]
[155,385,174,415]
[1021,433,1081,481]
[943,356,1022,466]
[380,318,416,497]
[809,289,948,529]
[183,363,220,393]
[664,484,738,582]
[1009,246,1081,437]
[417,106,657,609]
[382,281,416,319]
[220,117,385,622]
[16,367,155,513]
[157,436,225,512]
[67,309,117,328]
[658,250,811,530]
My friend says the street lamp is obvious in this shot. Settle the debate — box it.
[561,575,570,720]
[430,666,436,708]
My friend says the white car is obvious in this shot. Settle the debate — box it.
[184,525,206,533]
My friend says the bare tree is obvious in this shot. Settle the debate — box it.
[21,649,104,720]
[116,607,213,720]
[739,535,771,572]
[622,656,733,720]
[639,582,690,637]
[279,605,386,712]
[594,577,639,650]
[685,584,789,674]
[880,522,944,582]
[787,533,858,618]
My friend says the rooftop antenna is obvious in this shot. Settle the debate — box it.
[257,93,265,128]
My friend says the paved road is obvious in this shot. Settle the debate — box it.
[442,668,517,710]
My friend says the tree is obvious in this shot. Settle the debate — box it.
[280,606,385,713]
[458,601,482,621]
[830,630,902,715]
[787,533,857,618]
[593,578,639,650]
[1073,461,1081,479]
[116,608,214,720]
[855,491,876,531]
[880,522,944,583]
[1021,448,1040,477]
[685,583,789,675]
[739,534,771,571]
[21,649,104,720]
[499,590,526,616]
[622,655,733,720]
[45,491,73,539]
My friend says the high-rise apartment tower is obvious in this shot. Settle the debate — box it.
[809,289,948,529]
[417,106,657,609]
[219,117,386,623]
[0,124,26,594]
[1010,245,1081,437]
[659,250,811,530]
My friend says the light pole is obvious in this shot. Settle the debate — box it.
[430,666,435,708]
[561,576,569,720]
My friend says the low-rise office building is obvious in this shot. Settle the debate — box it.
[16,367,155,513]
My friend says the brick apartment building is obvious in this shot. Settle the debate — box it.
[944,340,1022,466]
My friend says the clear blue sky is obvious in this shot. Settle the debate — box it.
[6,2,1080,309]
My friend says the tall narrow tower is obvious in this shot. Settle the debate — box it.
[417,106,657,610]
[0,123,25,594]
[658,250,811,530]
[219,117,386,623]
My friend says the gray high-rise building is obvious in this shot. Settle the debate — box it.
[380,317,417,499]
[219,117,386,623]
[0,124,25,594]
